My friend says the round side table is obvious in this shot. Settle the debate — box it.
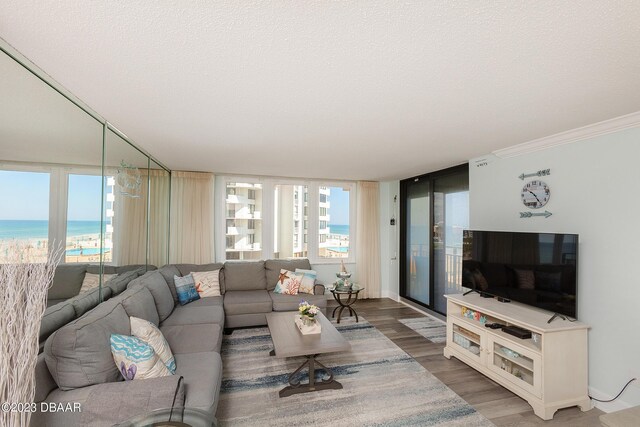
[330,284,364,323]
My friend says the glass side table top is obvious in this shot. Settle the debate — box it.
[115,407,217,427]
[330,284,364,293]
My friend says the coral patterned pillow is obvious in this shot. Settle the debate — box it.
[191,270,221,297]
[273,269,303,295]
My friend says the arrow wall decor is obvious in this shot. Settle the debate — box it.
[518,169,550,180]
[520,211,553,219]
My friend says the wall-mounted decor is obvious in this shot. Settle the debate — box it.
[521,180,550,209]
[116,160,142,198]
[518,168,550,180]
[520,211,553,218]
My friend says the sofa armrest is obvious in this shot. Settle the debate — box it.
[33,375,185,427]
[314,283,326,295]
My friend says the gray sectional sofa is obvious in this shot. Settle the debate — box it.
[34,258,327,426]
[39,264,151,351]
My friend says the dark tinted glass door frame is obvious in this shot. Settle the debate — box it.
[400,163,468,315]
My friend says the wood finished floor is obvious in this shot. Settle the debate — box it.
[326,297,603,427]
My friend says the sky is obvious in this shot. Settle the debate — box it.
[327,186,349,225]
[0,171,102,221]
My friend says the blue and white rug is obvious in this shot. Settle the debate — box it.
[216,317,492,426]
[398,316,447,344]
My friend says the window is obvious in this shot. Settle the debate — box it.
[225,182,262,260]
[219,179,354,263]
[273,184,308,259]
[318,186,350,259]
[66,174,104,263]
[0,169,50,263]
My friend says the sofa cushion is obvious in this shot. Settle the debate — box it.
[175,263,224,276]
[39,301,76,344]
[87,264,117,275]
[117,286,160,326]
[265,259,312,291]
[185,296,223,308]
[33,375,184,427]
[118,264,155,274]
[45,301,130,390]
[133,271,175,322]
[269,291,328,312]
[71,286,113,318]
[49,263,88,300]
[223,290,272,315]
[79,272,117,294]
[160,305,225,327]
[174,351,222,416]
[224,261,267,291]
[160,323,223,354]
[158,265,181,302]
[35,353,57,403]
[105,270,141,295]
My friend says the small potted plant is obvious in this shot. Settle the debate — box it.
[296,301,322,334]
[298,301,319,325]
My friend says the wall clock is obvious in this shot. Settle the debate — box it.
[521,180,550,209]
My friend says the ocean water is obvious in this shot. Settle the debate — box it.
[0,220,104,240]
[328,224,349,236]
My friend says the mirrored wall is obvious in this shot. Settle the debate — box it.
[0,42,170,316]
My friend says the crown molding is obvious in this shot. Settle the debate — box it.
[493,111,640,159]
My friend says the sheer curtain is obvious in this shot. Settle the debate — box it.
[356,181,381,299]
[112,172,148,265]
[169,171,215,264]
[148,170,170,267]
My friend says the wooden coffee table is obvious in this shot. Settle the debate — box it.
[265,311,351,397]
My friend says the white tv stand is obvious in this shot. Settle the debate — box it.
[443,293,591,420]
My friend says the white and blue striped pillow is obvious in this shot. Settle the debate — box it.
[110,334,172,381]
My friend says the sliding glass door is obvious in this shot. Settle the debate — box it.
[403,177,431,305]
[400,165,469,315]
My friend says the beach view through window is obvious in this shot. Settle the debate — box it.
[0,170,50,262]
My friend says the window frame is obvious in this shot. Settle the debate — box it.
[216,176,356,264]
[0,161,104,262]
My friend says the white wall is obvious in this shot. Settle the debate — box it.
[469,127,640,411]
[380,180,400,299]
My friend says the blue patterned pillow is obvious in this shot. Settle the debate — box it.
[174,274,200,305]
[110,334,172,381]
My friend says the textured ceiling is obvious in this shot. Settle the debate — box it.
[2,1,640,180]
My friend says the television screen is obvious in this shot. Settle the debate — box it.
[462,230,578,318]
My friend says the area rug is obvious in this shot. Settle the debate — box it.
[216,317,493,426]
[398,316,447,344]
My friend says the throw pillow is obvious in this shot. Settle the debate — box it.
[79,272,117,294]
[273,269,303,295]
[472,269,489,291]
[191,270,221,297]
[295,268,317,295]
[514,269,535,290]
[534,271,562,292]
[110,334,172,381]
[130,316,176,374]
[174,274,200,305]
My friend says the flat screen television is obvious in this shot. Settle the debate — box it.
[462,230,578,318]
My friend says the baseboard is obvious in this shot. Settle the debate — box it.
[589,386,634,413]
[381,290,399,301]
[398,297,446,323]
